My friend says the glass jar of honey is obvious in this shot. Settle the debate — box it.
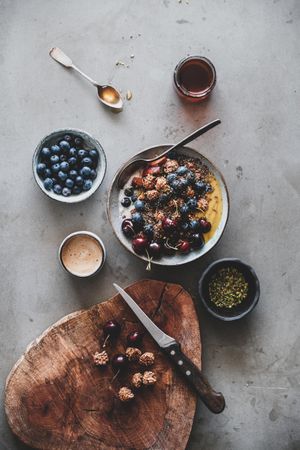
[173,56,216,102]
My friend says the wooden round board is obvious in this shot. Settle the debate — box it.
[5,280,202,450]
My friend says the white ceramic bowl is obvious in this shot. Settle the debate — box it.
[108,145,230,267]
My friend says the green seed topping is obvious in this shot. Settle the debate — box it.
[208,267,249,309]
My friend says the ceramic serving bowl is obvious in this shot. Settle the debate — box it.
[108,145,230,266]
[198,258,260,321]
[33,128,107,203]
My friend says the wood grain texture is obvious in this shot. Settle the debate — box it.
[5,280,201,450]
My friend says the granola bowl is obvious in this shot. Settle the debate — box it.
[108,145,229,267]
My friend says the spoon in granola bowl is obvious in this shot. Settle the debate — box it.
[49,47,123,112]
[117,119,221,188]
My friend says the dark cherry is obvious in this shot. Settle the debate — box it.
[112,354,128,371]
[179,240,191,253]
[148,241,162,258]
[132,236,148,254]
[199,219,212,233]
[189,233,205,249]
[127,330,143,347]
[103,320,121,338]
[162,217,178,234]
[121,219,135,238]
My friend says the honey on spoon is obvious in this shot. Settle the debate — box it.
[49,47,123,112]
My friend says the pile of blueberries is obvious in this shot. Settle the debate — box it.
[36,134,99,197]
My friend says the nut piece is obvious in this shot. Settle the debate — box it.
[139,352,155,366]
[118,387,135,402]
[197,198,208,211]
[131,372,143,388]
[93,350,109,366]
[163,159,179,173]
[145,190,159,202]
[126,347,142,362]
[143,371,157,385]
[142,174,156,190]
[155,176,168,191]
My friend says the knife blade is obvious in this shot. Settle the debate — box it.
[113,283,225,414]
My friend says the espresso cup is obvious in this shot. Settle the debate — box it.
[59,231,106,278]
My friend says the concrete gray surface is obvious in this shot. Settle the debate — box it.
[0,0,299,449]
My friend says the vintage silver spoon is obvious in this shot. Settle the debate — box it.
[49,47,123,112]
[117,119,221,188]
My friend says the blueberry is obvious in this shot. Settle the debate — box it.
[121,197,131,207]
[50,155,59,165]
[171,179,181,191]
[74,137,83,148]
[65,178,74,189]
[63,134,73,144]
[80,166,92,179]
[158,194,169,205]
[172,179,185,192]
[124,187,134,197]
[58,171,68,182]
[59,140,70,152]
[90,169,97,180]
[44,168,52,178]
[53,184,62,195]
[75,176,83,186]
[68,147,77,158]
[78,149,87,159]
[81,157,93,167]
[41,147,51,159]
[43,178,53,190]
[143,224,154,238]
[187,198,198,211]
[186,171,195,184]
[180,204,189,216]
[167,173,177,184]
[131,212,144,230]
[62,187,71,197]
[176,165,188,175]
[194,181,207,194]
[89,149,99,161]
[134,200,145,211]
[69,170,78,180]
[180,221,190,232]
[83,179,93,191]
[179,179,188,189]
[189,233,204,249]
[60,161,69,172]
[51,144,60,155]
[60,154,68,162]
[72,185,82,195]
[68,157,77,167]
[131,195,138,202]
[51,163,60,173]
[190,220,200,231]
[37,163,46,175]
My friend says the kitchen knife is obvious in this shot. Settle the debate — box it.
[113,283,225,414]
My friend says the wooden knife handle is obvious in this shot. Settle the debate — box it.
[165,342,225,414]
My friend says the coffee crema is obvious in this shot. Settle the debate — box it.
[61,234,103,277]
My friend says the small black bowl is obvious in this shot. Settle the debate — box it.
[198,258,260,321]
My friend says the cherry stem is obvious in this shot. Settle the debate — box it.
[165,238,180,251]
[111,369,120,383]
[145,249,152,271]
[102,334,110,348]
